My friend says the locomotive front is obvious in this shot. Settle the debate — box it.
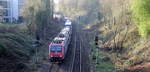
[49,43,65,62]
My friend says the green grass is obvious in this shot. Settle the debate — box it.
[95,54,116,72]
[0,23,21,27]
[0,33,34,56]
[0,22,20,24]
[91,42,116,72]
[0,31,36,72]
[96,62,115,72]
[131,0,150,37]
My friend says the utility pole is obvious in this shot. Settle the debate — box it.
[76,0,78,9]
[50,0,54,19]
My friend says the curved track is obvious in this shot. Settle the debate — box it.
[41,23,90,72]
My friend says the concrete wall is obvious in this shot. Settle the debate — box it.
[0,0,19,23]
[12,0,19,21]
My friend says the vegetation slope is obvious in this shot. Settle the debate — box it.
[59,0,150,72]
[0,0,63,72]
[97,0,150,71]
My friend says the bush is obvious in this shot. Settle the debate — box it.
[0,32,34,72]
[131,0,150,37]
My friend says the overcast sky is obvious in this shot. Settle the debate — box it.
[54,0,60,4]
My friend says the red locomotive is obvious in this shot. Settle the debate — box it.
[49,19,72,62]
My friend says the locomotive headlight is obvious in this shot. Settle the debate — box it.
[51,55,53,57]
[60,55,62,57]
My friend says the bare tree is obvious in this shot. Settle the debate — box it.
[22,0,54,40]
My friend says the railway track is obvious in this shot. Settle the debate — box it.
[80,35,83,72]
[70,23,82,72]
[47,23,85,72]
[47,23,76,72]
[80,30,91,72]
[69,30,77,72]
[71,22,91,72]
[49,63,62,72]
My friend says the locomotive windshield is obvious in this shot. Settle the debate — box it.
[50,45,62,52]
[59,34,65,38]
[53,40,62,44]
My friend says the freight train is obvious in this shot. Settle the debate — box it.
[49,19,72,62]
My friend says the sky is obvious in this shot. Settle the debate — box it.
[54,0,60,4]
[54,0,61,12]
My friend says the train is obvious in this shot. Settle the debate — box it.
[49,19,72,62]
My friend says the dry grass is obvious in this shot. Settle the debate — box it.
[97,0,150,71]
